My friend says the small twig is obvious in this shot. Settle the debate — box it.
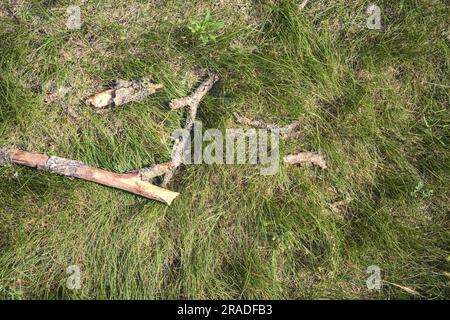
[234,112,301,138]
[382,280,422,297]
[86,77,163,110]
[284,151,327,169]
[169,71,218,111]
[162,71,219,187]
[138,162,173,181]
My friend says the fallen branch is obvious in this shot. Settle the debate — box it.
[86,77,163,110]
[162,71,219,187]
[233,112,301,138]
[0,148,179,205]
[284,151,327,169]
[161,136,188,187]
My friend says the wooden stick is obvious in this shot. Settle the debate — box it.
[162,71,219,187]
[169,71,218,111]
[0,148,179,205]
[85,77,163,110]
[234,112,302,139]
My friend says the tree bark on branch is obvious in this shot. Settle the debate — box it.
[0,148,179,205]
[162,71,219,187]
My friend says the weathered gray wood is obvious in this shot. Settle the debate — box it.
[162,71,219,187]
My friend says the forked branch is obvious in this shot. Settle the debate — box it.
[162,71,219,187]
[0,148,179,205]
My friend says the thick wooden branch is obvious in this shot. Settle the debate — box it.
[0,148,179,205]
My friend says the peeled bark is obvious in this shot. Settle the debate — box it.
[0,149,179,205]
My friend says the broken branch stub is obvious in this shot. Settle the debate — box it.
[0,148,179,205]
[299,0,309,10]
[138,162,173,181]
[86,77,163,109]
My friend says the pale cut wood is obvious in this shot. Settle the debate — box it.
[1,149,179,205]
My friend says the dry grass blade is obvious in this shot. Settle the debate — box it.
[383,281,421,297]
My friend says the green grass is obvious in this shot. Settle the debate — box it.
[0,0,448,299]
